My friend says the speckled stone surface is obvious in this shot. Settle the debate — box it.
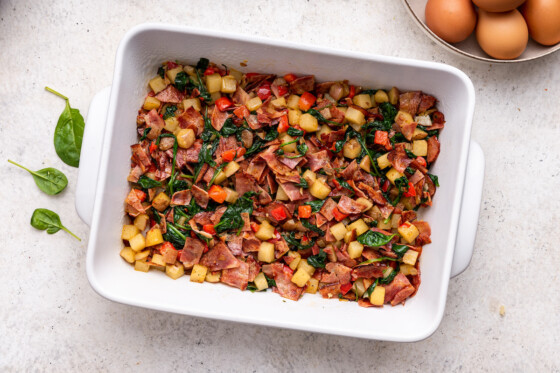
[1,0,559,371]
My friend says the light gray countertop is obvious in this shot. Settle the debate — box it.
[1,0,559,371]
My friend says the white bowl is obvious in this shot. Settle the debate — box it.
[76,24,484,342]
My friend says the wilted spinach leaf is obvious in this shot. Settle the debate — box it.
[307,249,327,268]
[357,230,395,247]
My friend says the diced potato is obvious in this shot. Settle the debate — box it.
[291,268,311,287]
[347,241,364,259]
[330,222,348,241]
[297,259,316,276]
[337,106,348,119]
[164,117,179,132]
[134,260,150,272]
[134,250,150,261]
[309,179,331,200]
[317,124,333,140]
[190,264,208,283]
[258,242,275,263]
[254,272,269,291]
[345,107,366,126]
[398,222,420,243]
[149,76,167,94]
[288,109,301,125]
[279,133,297,153]
[129,233,146,252]
[224,161,240,178]
[210,91,222,104]
[151,253,166,268]
[377,153,392,169]
[400,264,419,276]
[224,187,239,203]
[353,279,366,297]
[122,224,140,241]
[220,75,237,93]
[183,65,196,77]
[205,270,221,283]
[370,285,385,306]
[255,220,275,241]
[377,218,392,230]
[391,214,401,229]
[403,249,419,266]
[402,197,415,211]
[305,278,319,294]
[212,170,227,185]
[205,73,222,93]
[229,68,243,82]
[302,169,317,185]
[343,138,361,159]
[166,67,183,83]
[386,167,404,184]
[395,110,414,127]
[353,94,373,109]
[344,230,354,244]
[369,205,381,220]
[347,218,369,236]
[176,128,195,149]
[388,87,399,105]
[299,113,319,132]
[359,155,371,172]
[412,127,428,140]
[182,98,201,112]
[146,227,164,247]
[143,96,161,110]
[271,97,287,108]
[287,94,300,110]
[287,251,302,270]
[120,247,135,263]
[412,140,428,157]
[152,192,170,212]
[246,96,263,111]
[276,185,290,201]
[374,90,389,104]
[166,264,185,280]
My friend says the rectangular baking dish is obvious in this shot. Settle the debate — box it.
[76,24,483,342]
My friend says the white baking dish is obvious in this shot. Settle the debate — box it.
[76,24,484,342]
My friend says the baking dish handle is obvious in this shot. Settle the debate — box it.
[450,141,484,278]
[75,86,111,226]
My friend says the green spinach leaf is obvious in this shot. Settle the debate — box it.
[264,125,279,141]
[295,177,308,189]
[173,72,188,92]
[392,244,409,258]
[196,58,209,71]
[287,127,304,137]
[214,192,257,234]
[304,199,325,213]
[265,274,276,287]
[301,219,325,236]
[366,279,378,298]
[162,105,178,120]
[30,208,80,241]
[307,249,327,268]
[306,108,339,125]
[140,128,151,141]
[137,175,162,189]
[428,173,440,187]
[157,133,179,194]
[357,230,395,247]
[379,265,400,284]
[8,160,67,195]
[157,66,165,79]
[282,231,314,250]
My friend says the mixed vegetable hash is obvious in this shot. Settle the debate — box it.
[120,58,444,307]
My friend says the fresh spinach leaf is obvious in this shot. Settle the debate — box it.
[392,244,409,258]
[46,87,84,167]
[301,219,325,236]
[307,249,327,268]
[304,199,325,213]
[8,160,67,195]
[357,230,395,247]
[428,173,440,187]
[287,127,304,137]
[30,208,80,241]
[137,175,162,189]
[163,105,178,120]
[140,128,151,141]
[295,177,308,189]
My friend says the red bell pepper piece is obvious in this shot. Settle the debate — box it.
[166,61,178,69]
[382,179,390,192]
[215,97,233,112]
[332,207,349,222]
[276,85,288,96]
[298,92,316,111]
[298,205,312,219]
[374,131,389,146]
[133,189,146,202]
[278,115,290,133]
[348,85,356,99]
[221,147,246,162]
[250,222,260,232]
[245,72,260,78]
[203,67,215,76]
[270,206,287,221]
[257,81,272,101]
[208,185,227,203]
[202,224,216,235]
[403,182,416,197]
[340,282,353,295]
[233,105,250,119]
[283,73,297,83]
[149,141,157,154]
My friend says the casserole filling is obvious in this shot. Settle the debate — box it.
[120,58,444,307]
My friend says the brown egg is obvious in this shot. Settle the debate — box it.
[521,0,560,46]
[476,9,528,59]
[473,0,526,12]
[425,0,477,43]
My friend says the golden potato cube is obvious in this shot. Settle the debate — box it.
[145,227,164,247]
[149,76,167,94]
[343,138,361,159]
[412,127,428,140]
[299,113,319,132]
[359,155,371,172]
[212,170,227,185]
[164,117,179,133]
[386,167,404,184]
[210,92,222,105]
[287,251,302,271]
[229,68,243,82]
[276,185,290,201]
[224,161,240,178]
[120,247,135,264]
[190,264,208,283]
[347,218,369,236]
[205,73,222,94]
[355,197,373,212]
[279,133,297,153]
[330,222,348,241]
[183,65,196,77]
[122,224,140,241]
[224,187,239,203]
[395,110,414,127]
[166,264,185,280]
[388,87,399,105]
[256,220,275,241]
[345,107,365,126]
[134,260,150,272]
[128,233,146,252]
[205,271,221,283]
[347,241,364,259]
[374,90,389,104]
[403,249,419,266]
[377,153,392,169]
[412,140,428,157]
[143,96,161,111]
[377,218,392,230]
[370,285,385,306]
[287,94,300,110]
[271,97,287,108]
[166,67,183,83]
[309,179,331,200]
[288,109,301,125]
[183,98,201,112]
[400,264,419,276]
[176,128,195,149]
[254,272,269,291]
[344,230,354,244]
[220,75,237,93]
[258,242,275,263]
[353,94,373,109]
[398,222,420,243]
[297,259,316,276]
[152,192,170,212]
[302,169,317,185]
[291,268,311,287]
[317,124,333,140]
[246,97,263,112]
[305,278,319,294]
[389,214,400,229]
[134,250,150,261]
[151,253,166,267]
[353,279,366,297]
